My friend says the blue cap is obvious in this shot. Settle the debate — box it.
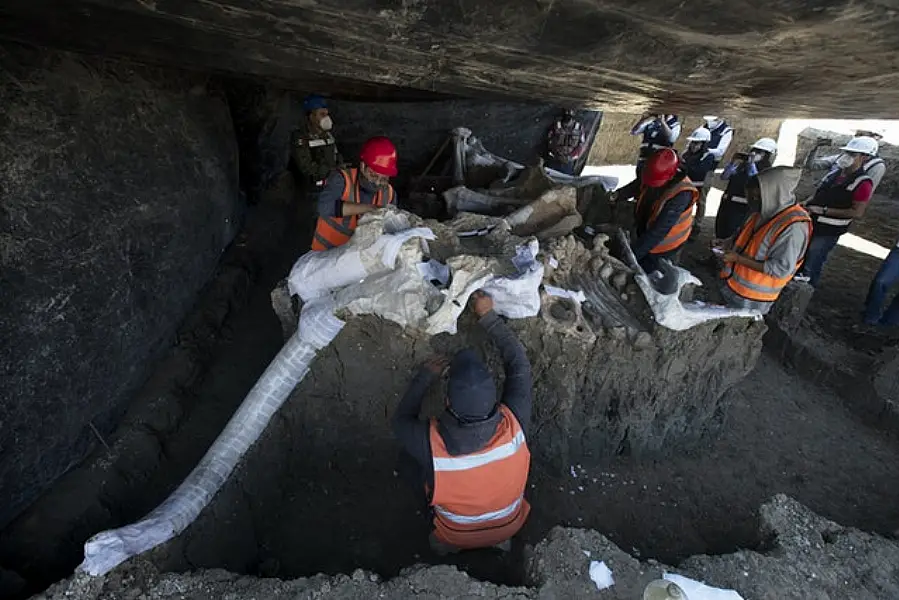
[303,94,328,112]
[447,349,497,420]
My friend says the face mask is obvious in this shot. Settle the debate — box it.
[748,152,762,164]
[836,153,855,169]
[319,115,333,131]
[705,119,721,129]
[361,167,387,189]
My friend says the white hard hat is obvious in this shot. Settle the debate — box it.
[703,115,719,122]
[686,127,711,142]
[750,137,777,154]
[840,136,878,156]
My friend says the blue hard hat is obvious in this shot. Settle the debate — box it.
[303,94,328,112]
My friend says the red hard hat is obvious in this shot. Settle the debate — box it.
[642,148,679,188]
[360,136,398,177]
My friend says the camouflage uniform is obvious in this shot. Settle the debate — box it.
[290,120,343,245]
[291,120,343,186]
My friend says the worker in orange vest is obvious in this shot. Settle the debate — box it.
[714,166,812,313]
[393,290,532,553]
[610,148,699,273]
[311,136,398,251]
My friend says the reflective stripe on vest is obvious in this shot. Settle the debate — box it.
[310,169,394,251]
[810,168,870,235]
[433,429,526,472]
[816,216,853,226]
[428,405,531,550]
[726,195,748,204]
[434,497,523,526]
[720,204,811,302]
[636,178,700,255]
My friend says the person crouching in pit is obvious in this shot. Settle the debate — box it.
[310,136,398,251]
[714,167,812,313]
[392,291,533,554]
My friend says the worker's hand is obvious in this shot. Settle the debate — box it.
[421,355,450,376]
[469,290,494,317]
[722,250,740,263]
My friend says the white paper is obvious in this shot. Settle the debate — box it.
[543,284,587,304]
[589,561,615,591]
[664,573,745,600]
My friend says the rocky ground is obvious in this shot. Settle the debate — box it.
[34,495,899,599]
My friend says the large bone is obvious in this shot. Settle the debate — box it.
[616,230,761,330]
[451,126,618,191]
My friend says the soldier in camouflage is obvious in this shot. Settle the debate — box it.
[292,94,343,185]
[291,94,343,243]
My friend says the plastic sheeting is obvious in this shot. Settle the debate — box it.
[79,303,345,576]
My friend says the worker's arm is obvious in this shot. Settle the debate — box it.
[708,129,733,161]
[611,179,640,202]
[317,173,378,218]
[630,190,694,260]
[661,118,681,143]
[471,293,533,435]
[720,160,740,180]
[630,115,652,135]
[807,179,873,219]
[392,360,443,468]
[291,133,332,181]
[803,138,839,171]
[341,202,378,216]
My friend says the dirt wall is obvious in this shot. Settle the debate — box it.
[151,301,764,578]
[587,113,783,167]
[0,43,241,529]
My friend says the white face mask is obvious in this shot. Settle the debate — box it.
[705,118,721,129]
[319,115,333,131]
[836,153,855,169]
[748,151,762,164]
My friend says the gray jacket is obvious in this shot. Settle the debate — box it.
[721,167,810,314]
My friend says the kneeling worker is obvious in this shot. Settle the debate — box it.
[393,291,532,552]
[611,148,699,273]
[715,167,811,314]
[311,136,398,251]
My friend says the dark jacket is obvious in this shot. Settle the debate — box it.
[682,150,716,186]
[617,174,695,260]
[392,311,533,488]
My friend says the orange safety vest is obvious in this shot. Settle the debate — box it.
[635,178,699,254]
[720,204,812,302]
[310,168,396,251]
[428,405,531,550]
